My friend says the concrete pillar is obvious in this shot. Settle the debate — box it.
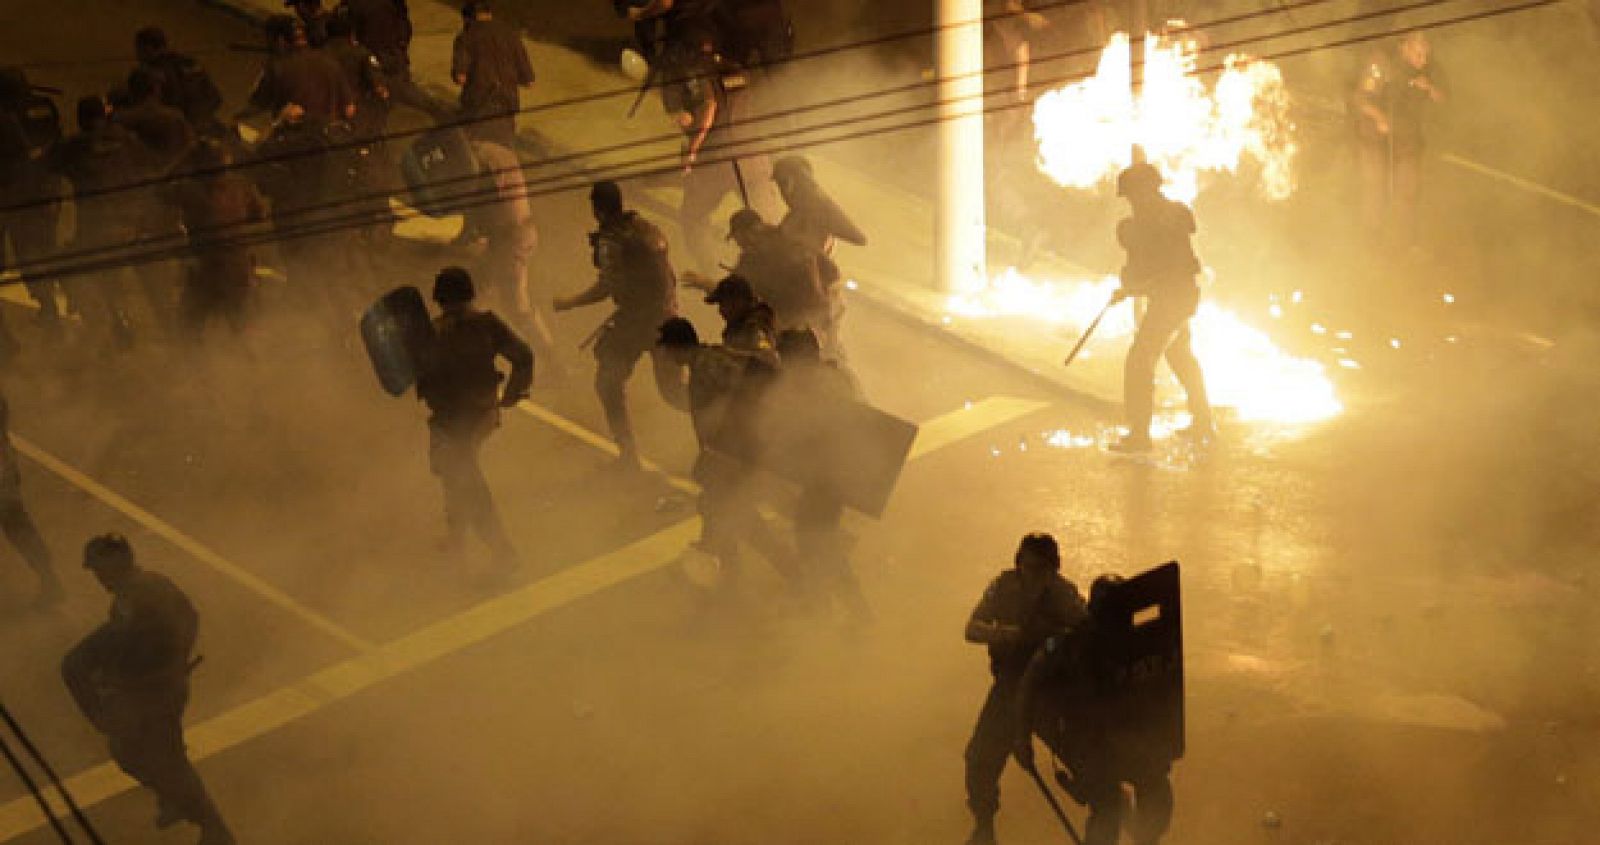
[935,0,987,293]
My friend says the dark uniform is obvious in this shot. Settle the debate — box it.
[247,44,356,123]
[773,158,865,366]
[451,9,534,146]
[1352,35,1444,249]
[1019,622,1175,844]
[322,34,389,139]
[663,37,781,275]
[1114,166,1212,449]
[415,300,532,565]
[61,560,232,843]
[779,332,868,620]
[0,393,57,605]
[729,212,826,333]
[170,156,267,339]
[964,564,1086,836]
[561,210,679,465]
[46,113,147,346]
[661,319,796,586]
[0,71,65,333]
[116,87,196,335]
[345,0,451,123]
[133,49,225,137]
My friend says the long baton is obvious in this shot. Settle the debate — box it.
[1062,297,1115,368]
[1022,759,1085,845]
[1,700,107,844]
[731,157,752,208]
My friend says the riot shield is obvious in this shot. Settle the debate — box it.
[360,286,434,396]
[1096,561,1185,762]
[400,128,478,218]
[713,373,917,518]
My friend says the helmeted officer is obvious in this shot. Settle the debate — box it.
[415,267,532,578]
[553,181,679,472]
[61,534,235,845]
[962,532,1087,845]
[1107,161,1213,453]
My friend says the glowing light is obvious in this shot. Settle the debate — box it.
[1335,330,1353,340]
[1310,323,1327,335]
[1442,293,1456,304]
[1389,338,1402,349]
[1291,290,1303,304]
[947,269,1342,425]
[1032,31,1296,204]
[1268,304,1283,319]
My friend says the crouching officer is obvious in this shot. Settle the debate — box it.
[416,267,532,578]
[61,535,235,845]
[1014,575,1176,845]
[962,533,1086,845]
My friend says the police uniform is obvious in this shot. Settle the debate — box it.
[677,338,797,585]
[46,119,148,345]
[1352,44,1444,246]
[1116,193,1212,445]
[347,0,451,123]
[775,174,864,366]
[134,50,224,136]
[451,13,534,146]
[0,79,65,331]
[1020,625,1175,845]
[247,46,356,123]
[964,568,1086,827]
[0,394,56,602]
[322,37,390,139]
[416,307,531,562]
[171,168,267,338]
[584,211,679,461]
[663,43,781,275]
[732,223,826,333]
[61,568,232,842]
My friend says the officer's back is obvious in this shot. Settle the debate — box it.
[107,569,199,684]
[598,211,676,324]
[420,305,529,420]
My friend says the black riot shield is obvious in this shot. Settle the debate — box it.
[1097,561,1185,762]
[361,286,434,396]
[713,375,918,518]
[400,127,478,218]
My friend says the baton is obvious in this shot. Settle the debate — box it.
[731,157,751,208]
[1062,296,1116,368]
[1022,759,1085,845]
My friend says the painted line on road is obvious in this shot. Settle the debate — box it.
[0,394,1048,841]
[11,436,375,654]
[515,400,700,495]
[1441,153,1600,219]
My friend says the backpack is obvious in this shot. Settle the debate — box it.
[156,55,223,125]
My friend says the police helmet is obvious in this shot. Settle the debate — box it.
[84,533,135,572]
[657,317,700,349]
[589,180,623,215]
[703,274,755,305]
[771,156,814,187]
[1115,162,1163,198]
[134,27,169,57]
[1015,532,1061,571]
[433,267,476,304]
[725,208,764,240]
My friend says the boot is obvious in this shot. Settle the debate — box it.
[964,815,997,845]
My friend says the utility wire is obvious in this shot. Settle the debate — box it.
[6,0,1423,277]
[7,0,1552,285]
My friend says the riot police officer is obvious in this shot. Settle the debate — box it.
[132,27,226,138]
[0,392,58,608]
[1107,162,1213,453]
[451,1,535,146]
[170,140,268,342]
[962,533,1087,845]
[656,316,798,590]
[61,535,235,845]
[0,67,65,337]
[415,267,531,577]
[1015,575,1176,845]
[244,14,356,124]
[553,181,679,472]
[771,155,865,366]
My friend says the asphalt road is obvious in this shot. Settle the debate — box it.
[1,2,1597,844]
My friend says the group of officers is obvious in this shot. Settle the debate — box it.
[0,0,539,358]
[0,0,1218,842]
